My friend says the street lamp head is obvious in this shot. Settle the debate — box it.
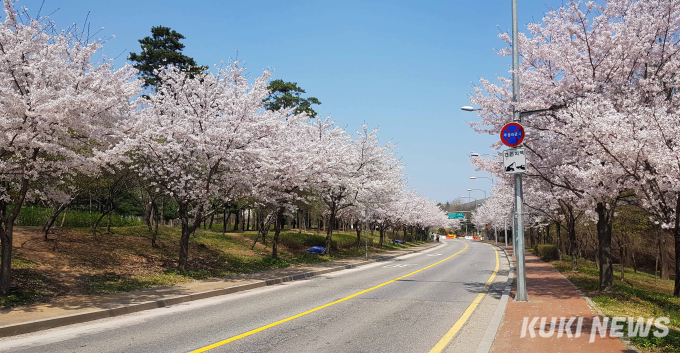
[461,106,475,112]
[470,153,480,157]
[469,176,476,179]
[467,188,472,191]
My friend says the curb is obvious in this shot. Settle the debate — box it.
[0,241,444,338]
[551,263,641,353]
[476,243,514,353]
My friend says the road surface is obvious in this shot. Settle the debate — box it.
[0,240,508,353]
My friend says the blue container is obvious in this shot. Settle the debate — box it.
[307,246,326,254]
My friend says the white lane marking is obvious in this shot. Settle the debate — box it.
[382,263,418,268]
[427,253,442,256]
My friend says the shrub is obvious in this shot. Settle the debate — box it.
[536,244,559,262]
[561,254,572,262]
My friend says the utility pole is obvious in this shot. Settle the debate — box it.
[512,0,528,302]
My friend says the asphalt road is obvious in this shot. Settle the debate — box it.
[0,239,504,353]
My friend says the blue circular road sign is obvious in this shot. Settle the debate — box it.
[500,122,524,147]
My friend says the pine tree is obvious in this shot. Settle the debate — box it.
[129,26,205,89]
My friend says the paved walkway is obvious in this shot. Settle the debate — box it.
[0,242,440,336]
[490,249,633,353]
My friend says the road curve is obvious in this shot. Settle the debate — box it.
[0,240,501,353]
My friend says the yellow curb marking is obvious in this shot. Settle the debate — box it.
[428,244,500,353]
[189,242,469,353]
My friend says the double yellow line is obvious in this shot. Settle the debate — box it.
[190,242,469,353]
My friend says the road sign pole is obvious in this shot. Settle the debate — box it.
[512,208,516,256]
[512,0,528,302]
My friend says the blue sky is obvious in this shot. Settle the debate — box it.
[13,0,566,203]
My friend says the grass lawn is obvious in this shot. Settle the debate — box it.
[551,258,680,352]
[1,226,426,308]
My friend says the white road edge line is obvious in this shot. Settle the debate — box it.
[475,244,514,353]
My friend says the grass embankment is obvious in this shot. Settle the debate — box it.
[1,226,425,308]
[550,257,680,352]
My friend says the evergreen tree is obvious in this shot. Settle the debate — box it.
[263,79,321,117]
[129,26,205,89]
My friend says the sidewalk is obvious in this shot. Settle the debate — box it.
[490,249,633,353]
[0,241,442,337]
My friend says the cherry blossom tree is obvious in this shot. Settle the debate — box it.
[0,1,140,295]
[126,62,284,270]
[249,113,315,258]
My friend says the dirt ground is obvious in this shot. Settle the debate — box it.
[4,226,279,307]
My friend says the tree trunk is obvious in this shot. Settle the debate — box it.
[178,204,201,271]
[596,202,613,292]
[0,223,13,296]
[107,212,112,233]
[43,202,70,241]
[620,244,625,281]
[297,210,301,233]
[568,217,578,271]
[152,205,159,248]
[325,205,336,254]
[355,221,361,250]
[0,177,30,296]
[60,207,68,227]
[208,213,214,230]
[222,208,227,235]
[233,209,240,231]
[142,189,152,229]
[556,222,562,258]
[674,193,680,296]
[92,209,113,238]
[660,234,669,280]
[179,221,191,271]
[272,208,285,259]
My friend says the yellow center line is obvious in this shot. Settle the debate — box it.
[189,242,470,353]
[428,243,500,353]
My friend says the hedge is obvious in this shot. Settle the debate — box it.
[534,244,559,262]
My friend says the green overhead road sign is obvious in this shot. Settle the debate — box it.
[448,212,465,219]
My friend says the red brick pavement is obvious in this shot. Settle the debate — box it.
[490,250,633,353]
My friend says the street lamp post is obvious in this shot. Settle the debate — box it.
[511,0,528,302]
[461,196,475,238]
[469,175,496,185]
[467,188,487,199]
[468,188,489,240]
[460,3,533,301]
